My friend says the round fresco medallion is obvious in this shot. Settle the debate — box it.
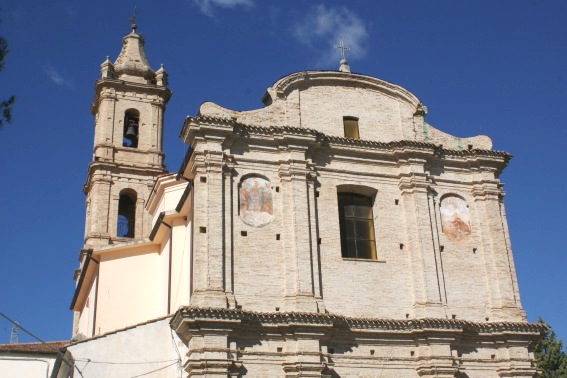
[440,196,472,242]
[239,176,273,227]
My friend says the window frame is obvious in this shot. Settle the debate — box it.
[343,116,360,140]
[337,191,377,260]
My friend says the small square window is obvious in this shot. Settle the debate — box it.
[343,117,359,140]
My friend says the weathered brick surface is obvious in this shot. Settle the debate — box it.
[175,71,537,377]
[77,43,541,376]
[74,29,171,335]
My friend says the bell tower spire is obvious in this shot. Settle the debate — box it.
[82,23,171,247]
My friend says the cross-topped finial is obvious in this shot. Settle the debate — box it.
[335,34,351,73]
[335,34,350,61]
[128,6,138,32]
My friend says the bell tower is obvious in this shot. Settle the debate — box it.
[83,23,171,247]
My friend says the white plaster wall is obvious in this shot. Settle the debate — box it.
[96,245,164,334]
[85,177,191,335]
[164,185,185,211]
[77,275,98,337]
[0,356,56,378]
[65,319,187,378]
[169,217,192,312]
[149,180,185,222]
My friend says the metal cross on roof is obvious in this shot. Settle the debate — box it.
[335,35,350,61]
[128,6,138,31]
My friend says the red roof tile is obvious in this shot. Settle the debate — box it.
[0,341,68,354]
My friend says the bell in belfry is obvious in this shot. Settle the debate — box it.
[125,119,138,142]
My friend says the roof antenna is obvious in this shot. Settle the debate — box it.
[128,6,138,32]
[335,34,351,73]
[10,321,19,344]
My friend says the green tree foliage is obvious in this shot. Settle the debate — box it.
[533,318,567,377]
[0,20,15,129]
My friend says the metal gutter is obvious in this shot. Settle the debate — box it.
[69,250,97,310]
[175,180,193,213]
[148,212,171,241]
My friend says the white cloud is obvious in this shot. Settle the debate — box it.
[43,64,73,88]
[192,0,253,17]
[292,4,368,67]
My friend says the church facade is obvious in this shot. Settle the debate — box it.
[57,25,545,378]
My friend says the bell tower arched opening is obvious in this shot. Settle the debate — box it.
[123,109,140,148]
[117,189,137,238]
[84,23,169,247]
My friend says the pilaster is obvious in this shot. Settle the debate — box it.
[495,338,538,378]
[415,334,458,377]
[398,157,445,318]
[282,327,328,378]
[84,171,112,246]
[191,146,230,308]
[223,163,237,308]
[278,150,319,313]
[177,318,242,377]
[472,177,524,321]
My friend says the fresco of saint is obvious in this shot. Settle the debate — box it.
[440,196,472,241]
[239,176,273,227]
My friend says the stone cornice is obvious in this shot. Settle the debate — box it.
[83,161,166,194]
[266,70,420,109]
[91,78,172,114]
[180,115,511,164]
[171,307,546,337]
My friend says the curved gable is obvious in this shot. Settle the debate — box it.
[197,70,492,149]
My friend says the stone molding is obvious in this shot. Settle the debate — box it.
[171,307,546,336]
[171,307,544,377]
[91,78,171,114]
[267,70,420,107]
[181,115,511,163]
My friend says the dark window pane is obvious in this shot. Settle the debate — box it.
[355,220,374,240]
[338,193,350,202]
[344,204,355,218]
[346,239,357,258]
[345,220,356,238]
[353,205,372,219]
[352,194,371,207]
[356,240,377,260]
[338,192,377,260]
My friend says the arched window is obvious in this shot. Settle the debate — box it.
[117,189,136,238]
[123,109,140,148]
[337,192,376,259]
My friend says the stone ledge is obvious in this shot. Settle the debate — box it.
[183,114,511,161]
[170,307,547,335]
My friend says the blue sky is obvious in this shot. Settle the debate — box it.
[0,0,566,345]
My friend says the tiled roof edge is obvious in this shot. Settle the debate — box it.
[172,307,547,334]
[187,115,511,159]
[0,340,68,354]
